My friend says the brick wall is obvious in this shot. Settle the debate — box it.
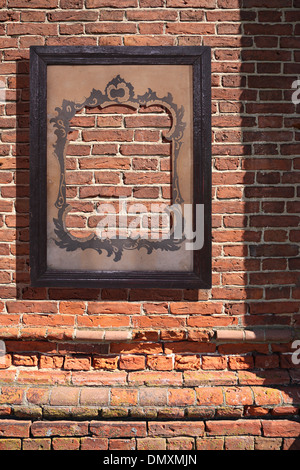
[65,104,172,238]
[0,0,299,451]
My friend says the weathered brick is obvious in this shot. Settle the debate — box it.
[93,356,118,370]
[225,436,255,451]
[168,389,195,407]
[139,388,168,406]
[137,438,166,450]
[0,439,22,450]
[64,356,91,371]
[196,437,224,451]
[148,421,204,437]
[81,437,109,450]
[252,387,282,406]
[167,437,195,450]
[146,355,173,371]
[262,420,300,438]
[0,386,24,405]
[72,371,127,386]
[119,355,146,370]
[206,420,261,436]
[0,420,30,438]
[254,437,282,451]
[90,421,147,438]
[224,387,253,406]
[111,389,138,406]
[128,371,182,387]
[22,438,51,451]
[50,387,79,406]
[52,437,80,450]
[184,371,237,387]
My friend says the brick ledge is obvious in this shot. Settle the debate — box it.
[0,327,297,343]
[215,328,296,343]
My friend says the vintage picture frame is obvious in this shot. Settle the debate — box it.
[30,46,211,288]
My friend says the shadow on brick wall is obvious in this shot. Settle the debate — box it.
[213,0,300,441]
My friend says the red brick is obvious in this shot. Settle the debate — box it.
[72,371,127,386]
[93,356,118,370]
[175,355,201,370]
[206,419,261,436]
[7,23,57,36]
[148,421,204,437]
[166,343,215,354]
[110,343,163,355]
[168,437,194,450]
[238,371,290,386]
[0,420,30,437]
[81,437,108,450]
[262,420,300,438]
[13,354,38,367]
[202,356,227,370]
[0,387,24,405]
[255,437,282,451]
[124,36,174,46]
[271,406,298,417]
[50,387,79,406]
[31,421,88,437]
[46,37,97,46]
[170,302,223,315]
[52,438,80,450]
[86,0,137,6]
[26,388,50,405]
[0,0,298,440]
[6,301,57,314]
[90,421,147,438]
[87,302,140,315]
[146,356,173,371]
[139,388,168,406]
[128,371,182,386]
[196,437,224,450]
[196,387,224,406]
[224,387,253,406]
[166,0,216,6]
[119,355,145,370]
[39,356,64,369]
[59,301,85,315]
[225,436,254,451]
[184,371,237,387]
[168,389,195,407]
[22,439,51,451]
[17,370,71,385]
[228,356,255,370]
[48,11,98,21]
[8,0,58,6]
[111,388,138,406]
[137,438,166,450]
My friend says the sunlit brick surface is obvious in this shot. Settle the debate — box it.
[0,0,299,449]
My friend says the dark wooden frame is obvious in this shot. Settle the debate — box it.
[30,46,211,288]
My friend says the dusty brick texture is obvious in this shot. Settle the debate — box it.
[0,0,299,450]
